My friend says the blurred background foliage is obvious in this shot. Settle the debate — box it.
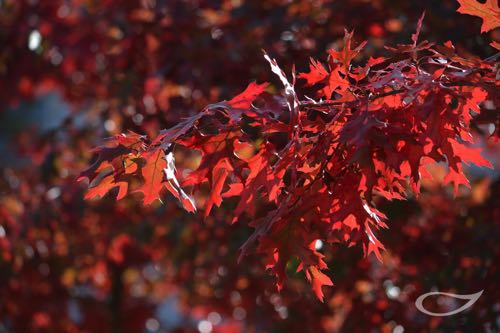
[0,0,498,332]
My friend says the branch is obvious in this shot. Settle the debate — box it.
[485,51,500,62]
[299,89,405,108]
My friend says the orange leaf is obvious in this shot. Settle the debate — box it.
[84,174,128,200]
[456,0,500,33]
[205,158,233,217]
[305,266,333,302]
[135,149,167,205]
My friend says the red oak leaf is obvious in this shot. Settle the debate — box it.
[134,149,167,205]
[299,58,328,86]
[328,30,367,73]
[305,266,334,302]
[204,158,233,217]
[456,0,500,33]
[227,81,269,109]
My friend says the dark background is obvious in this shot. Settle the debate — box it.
[0,1,498,332]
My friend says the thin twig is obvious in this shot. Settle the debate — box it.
[299,89,405,108]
